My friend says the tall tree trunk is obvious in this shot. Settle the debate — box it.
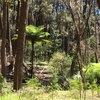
[77,34,85,83]
[6,2,14,72]
[0,5,2,37]
[36,1,44,26]
[70,54,77,76]
[1,2,7,78]
[6,3,10,55]
[13,0,28,90]
[12,0,20,57]
[97,0,100,8]
[94,1,98,63]
[64,36,68,54]
[31,40,34,78]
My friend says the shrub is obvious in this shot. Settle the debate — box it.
[49,51,72,73]
[0,73,6,92]
[26,77,41,88]
[85,63,100,85]
[49,71,61,91]
[49,52,72,90]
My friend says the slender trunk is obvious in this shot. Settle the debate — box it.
[94,2,98,63]
[70,54,76,76]
[36,0,43,26]
[31,40,34,78]
[6,2,14,72]
[0,8,2,37]
[77,34,85,84]
[64,36,68,54]
[83,0,88,16]
[6,3,10,54]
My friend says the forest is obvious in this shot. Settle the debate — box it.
[0,0,100,100]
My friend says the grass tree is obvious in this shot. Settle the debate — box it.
[26,25,50,78]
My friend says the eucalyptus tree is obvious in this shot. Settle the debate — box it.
[1,0,21,76]
[1,1,7,78]
[62,0,94,84]
[0,3,2,37]
[13,0,28,90]
[92,0,99,63]
[27,0,53,26]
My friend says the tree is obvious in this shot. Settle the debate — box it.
[1,1,7,78]
[97,0,100,8]
[13,0,28,90]
[26,25,50,78]
[63,0,93,84]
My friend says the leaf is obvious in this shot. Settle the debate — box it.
[26,25,38,34]
[35,42,42,45]
[26,25,50,43]
[27,41,32,45]
[12,34,18,40]
[42,39,51,44]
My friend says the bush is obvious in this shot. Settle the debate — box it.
[49,52,72,90]
[0,73,6,92]
[26,77,41,88]
[49,52,72,73]
[49,71,61,91]
[70,79,83,90]
[85,63,100,85]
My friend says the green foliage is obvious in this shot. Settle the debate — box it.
[49,52,72,72]
[49,52,72,89]
[85,63,100,85]
[49,22,62,52]
[11,34,18,40]
[26,78,41,88]
[70,78,85,100]
[89,53,96,63]
[49,69,61,91]
[12,25,50,43]
[70,79,83,90]
[88,80,97,89]
[0,73,6,92]
[71,72,83,90]
[24,25,51,69]
[26,25,50,43]
[89,36,97,48]
[24,41,32,61]
[34,42,51,61]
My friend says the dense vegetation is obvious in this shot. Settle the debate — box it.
[0,0,100,100]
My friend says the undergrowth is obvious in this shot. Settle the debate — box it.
[0,83,100,100]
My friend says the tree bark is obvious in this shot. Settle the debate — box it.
[12,0,20,57]
[13,0,28,90]
[1,2,7,78]
[97,0,100,9]
[77,34,85,83]
[0,8,2,37]
[31,40,34,78]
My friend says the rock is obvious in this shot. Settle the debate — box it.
[34,68,53,86]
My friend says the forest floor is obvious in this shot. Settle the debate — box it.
[1,82,100,100]
[0,62,100,100]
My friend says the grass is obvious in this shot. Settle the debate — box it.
[0,89,75,100]
[0,84,100,100]
[0,81,100,100]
